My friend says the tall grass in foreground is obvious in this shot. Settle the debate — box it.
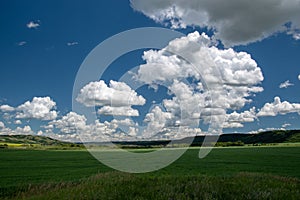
[11,172,300,200]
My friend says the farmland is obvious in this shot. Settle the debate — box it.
[1,145,300,199]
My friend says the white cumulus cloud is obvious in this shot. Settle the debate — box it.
[133,31,264,137]
[136,32,263,128]
[14,120,22,125]
[15,125,33,135]
[77,80,146,107]
[16,97,57,120]
[162,80,206,126]
[257,97,300,117]
[143,106,173,138]
[0,105,15,112]
[97,106,140,117]
[0,121,4,129]
[77,80,145,117]
[0,124,34,136]
[223,107,256,128]
[45,112,141,142]
[131,0,300,46]
[49,112,87,134]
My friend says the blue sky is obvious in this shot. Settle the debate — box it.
[0,0,155,108]
[1,0,300,141]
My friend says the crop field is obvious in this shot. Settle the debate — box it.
[0,146,300,199]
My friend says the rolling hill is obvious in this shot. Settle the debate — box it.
[191,129,300,145]
[0,130,300,148]
[113,130,300,147]
[0,135,74,146]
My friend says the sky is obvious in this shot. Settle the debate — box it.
[0,0,300,142]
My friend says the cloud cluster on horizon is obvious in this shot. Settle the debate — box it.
[1,31,300,142]
[1,95,300,142]
[131,0,300,46]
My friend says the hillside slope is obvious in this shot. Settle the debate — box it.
[114,130,300,147]
[0,135,73,146]
[1,130,299,148]
[192,130,300,145]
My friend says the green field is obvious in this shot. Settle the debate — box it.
[1,146,300,199]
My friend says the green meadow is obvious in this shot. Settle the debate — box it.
[0,145,300,199]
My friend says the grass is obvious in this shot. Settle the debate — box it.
[1,146,300,199]
[12,172,300,200]
[0,149,111,188]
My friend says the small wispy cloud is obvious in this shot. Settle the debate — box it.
[279,80,294,89]
[287,30,300,40]
[282,123,291,128]
[27,21,40,29]
[17,41,27,46]
[293,33,300,40]
[67,42,79,46]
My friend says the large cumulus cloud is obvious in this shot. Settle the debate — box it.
[129,31,265,137]
[131,0,300,46]
[136,32,263,131]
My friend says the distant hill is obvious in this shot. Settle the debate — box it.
[1,130,299,148]
[191,130,300,146]
[0,135,74,146]
[114,130,300,147]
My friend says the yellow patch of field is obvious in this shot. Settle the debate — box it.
[0,143,22,147]
[0,143,40,147]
